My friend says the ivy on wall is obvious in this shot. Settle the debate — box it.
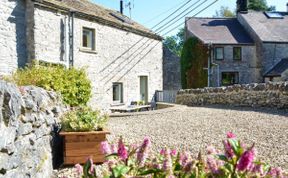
[180,37,208,89]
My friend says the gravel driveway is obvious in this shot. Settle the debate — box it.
[56,105,288,177]
[107,105,288,169]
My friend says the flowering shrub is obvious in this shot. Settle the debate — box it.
[75,133,287,178]
[61,107,108,132]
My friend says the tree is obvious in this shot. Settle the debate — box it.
[214,6,236,17]
[248,0,275,11]
[163,28,184,57]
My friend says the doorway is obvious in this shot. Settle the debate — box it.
[139,76,148,103]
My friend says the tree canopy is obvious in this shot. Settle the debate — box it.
[214,6,236,17]
[163,28,184,57]
[248,0,275,11]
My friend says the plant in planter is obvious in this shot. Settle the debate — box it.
[60,107,109,165]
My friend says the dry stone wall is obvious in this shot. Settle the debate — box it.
[176,82,288,108]
[0,80,66,178]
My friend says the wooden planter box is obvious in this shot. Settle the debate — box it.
[60,130,110,165]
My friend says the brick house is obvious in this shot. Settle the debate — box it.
[185,1,288,87]
[0,0,164,109]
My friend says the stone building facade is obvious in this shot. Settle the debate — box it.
[1,0,164,109]
[185,8,288,87]
[0,0,27,75]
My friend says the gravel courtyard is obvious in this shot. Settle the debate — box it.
[107,105,288,169]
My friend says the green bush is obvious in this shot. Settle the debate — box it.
[9,61,91,106]
[61,107,108,132]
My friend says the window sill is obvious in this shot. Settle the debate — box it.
[79,48,97,54]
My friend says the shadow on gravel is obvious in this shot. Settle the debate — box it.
[188,105,288,117]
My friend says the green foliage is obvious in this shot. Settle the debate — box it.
[9,61,92,106]
[180,37,208,89]
[61,107,108,132]
[163,28,184,57]
[214,6,236,17]
[248,0,275,11]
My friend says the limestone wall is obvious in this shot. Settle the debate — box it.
[0,0,27,75]
[176,82,288,108]
[0,80,65,178]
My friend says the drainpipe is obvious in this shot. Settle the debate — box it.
[208,43,211,87]
[68,11,75,67]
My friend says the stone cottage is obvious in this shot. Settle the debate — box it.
[0,0,164,109]
[185,0,288,87]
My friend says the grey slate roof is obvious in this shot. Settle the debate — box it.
[239,11,288,42]
[265,58,288,77]
[185,18,254,45]
[33,0,161,40]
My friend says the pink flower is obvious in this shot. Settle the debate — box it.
[223,140,234,158]
[101,141,112,155]
[207,156,219,174]
[137,137,151,167]
[170,149,177,157]
[207,145,217,155]
[179,152,189,167]
[227,132,236,139]
[74,164,83,175]
[118,137,128,160]
[160,148,165,155]
[162,149,173,174]
[237,148,255,171]
[88,158,94,174]
[111,144,117,153]
[268,167,284,178]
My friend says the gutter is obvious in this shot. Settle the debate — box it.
[32,0,163,41]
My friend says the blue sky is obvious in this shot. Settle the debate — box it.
[93,0,287,36]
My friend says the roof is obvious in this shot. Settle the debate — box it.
[185,18,254,45]
[264,58,288,77]
[239,11,288,43]
[33,0,161,40]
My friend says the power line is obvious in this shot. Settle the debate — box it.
[154,0,203,33]
[151,0,193,29]
[161,0,218,36]
[143,0,190,25]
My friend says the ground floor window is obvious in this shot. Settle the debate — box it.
[113,83,123,103]
[222,72,239,86]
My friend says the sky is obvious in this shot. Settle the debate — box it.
[93,0,287,36]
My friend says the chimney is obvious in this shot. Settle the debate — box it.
[237,0,248,13]
[120,0,124,14]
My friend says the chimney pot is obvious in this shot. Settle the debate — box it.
[120,0,124,14]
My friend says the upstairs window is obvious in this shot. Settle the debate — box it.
[82,27,95,51]
[215,47,224,60]
[233,47,242,61]
[113,83,123,103]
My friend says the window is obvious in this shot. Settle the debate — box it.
[82,27,95,50]
[222,72,239,86]
[113,83,123,103]
[233,47,242,61]
[215,47,224,60]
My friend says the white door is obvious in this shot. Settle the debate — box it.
[140,76,148,103]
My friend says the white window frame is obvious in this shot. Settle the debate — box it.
[80,26,96,53]
[214,47,224,60]
[112,82,123,104]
